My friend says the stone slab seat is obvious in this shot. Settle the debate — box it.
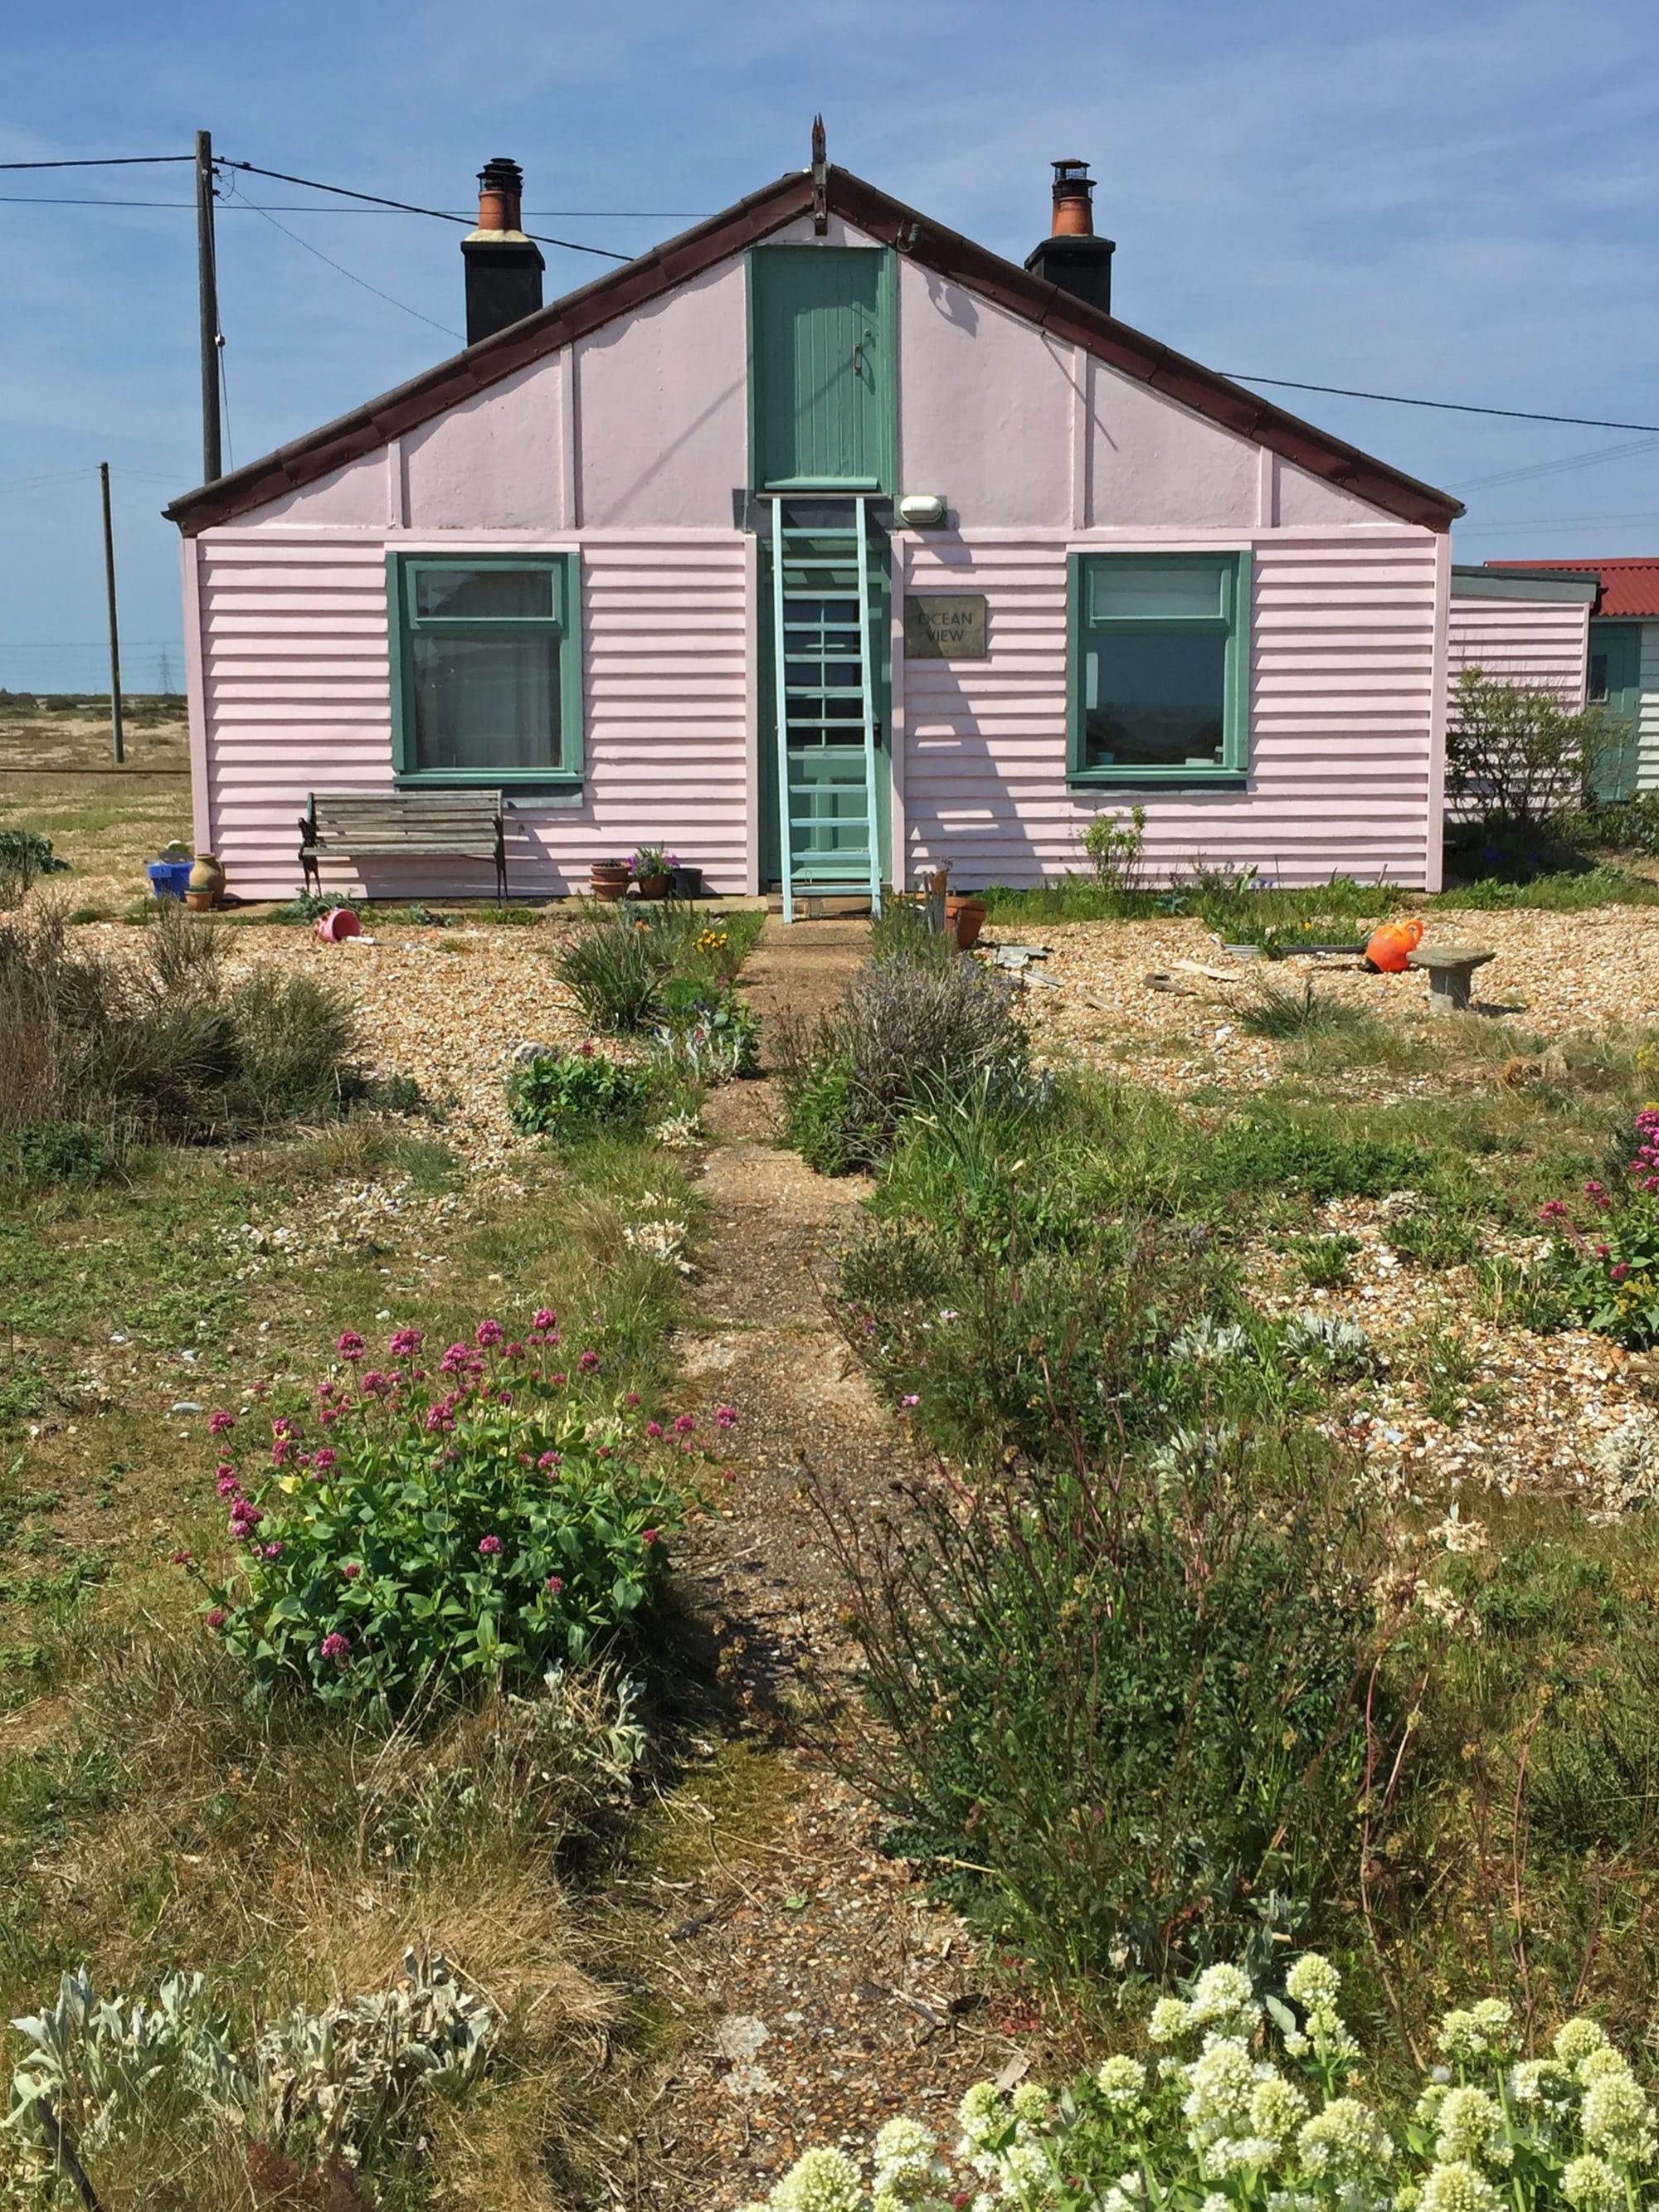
[299,790,516,901]
[1408,943,1497,1015]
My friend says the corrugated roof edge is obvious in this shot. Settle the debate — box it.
[165,163,1464,537]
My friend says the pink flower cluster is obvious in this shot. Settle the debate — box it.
[1631,1106,1659,1193]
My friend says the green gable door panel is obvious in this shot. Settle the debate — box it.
[750,248,893,492]
[1590,621,1642,801]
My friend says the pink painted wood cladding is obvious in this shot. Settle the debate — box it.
[903,533,1443,888]
[197,532,750,898]
[1446,594,1591,707]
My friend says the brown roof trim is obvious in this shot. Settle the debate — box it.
[167,165,1462,536]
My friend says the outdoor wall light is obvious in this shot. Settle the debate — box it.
[897,493,949,528]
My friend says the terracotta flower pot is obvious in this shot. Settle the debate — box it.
[185,852,226,910]
[635,872,672,902]
[590,862,630,902]
[945,895,987,950]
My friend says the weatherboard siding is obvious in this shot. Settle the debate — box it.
[1445,594,1590,707]
[903,531,1443,890]
[1637,625,1659,794]
[195,529,752,898]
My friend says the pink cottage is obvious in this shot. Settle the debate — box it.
[165,138,1465,907]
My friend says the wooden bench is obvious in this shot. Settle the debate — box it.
[299,791,511,901]
[1408,943,1496,1015]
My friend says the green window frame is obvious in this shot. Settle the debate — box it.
[387,552,584,789]
[1067,550,1251,786]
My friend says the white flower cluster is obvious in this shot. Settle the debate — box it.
[742,1962,1658,2212]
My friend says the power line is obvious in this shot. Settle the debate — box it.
[219,158,633,260]
[0,193,704,215]
[0,153,193,169]
[234,193,464,338]
[1456,512,1659,535]
[1452,435,1659,494]
[1224,372,1659,435]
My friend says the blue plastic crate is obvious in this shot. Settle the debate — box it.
[146,860,193,901]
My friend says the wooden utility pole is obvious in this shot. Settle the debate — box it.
[99,463,124,764]
[196,129,221,483]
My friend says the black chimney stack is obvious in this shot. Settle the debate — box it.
[1024,158,1115,316]
[462,157,545,345]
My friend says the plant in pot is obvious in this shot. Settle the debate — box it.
[630,843,678,902]
[590,858,631,902]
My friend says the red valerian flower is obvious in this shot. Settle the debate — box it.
[641,1528,659,1546]
[673,1412,696,1435]
[343,1562,362,1578]
[714,1405,737,1432]
[1539,1199,1570,1223]
[1612,1263,1631,1281]
[389,1326,422,1357]
[545,1575,564,1595]
[478,1534,504,1556]
[207,1410,236,1436]
[206,1608,227,1630]
[577,1349,601,1374]
[337,1331,365,1361]
[645,1420,663,1440]
[170,1548,192,1564]
[313,1447,338,1471]
[320,1631,351,1661]
[476,1318,505,1349]
[625,1391,642,1409]
[216,1473,242,1500]
[538,1451,562,1472]
[533,1308,557,1331]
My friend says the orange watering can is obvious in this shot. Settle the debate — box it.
[1365,918,1423,973]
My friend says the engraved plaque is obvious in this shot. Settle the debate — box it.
[903,593,988,659]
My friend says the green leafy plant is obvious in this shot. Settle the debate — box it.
[269,890,337,924]
[1080,802,1146,891]
[1389,1203,1483,1271]
[507,1048,650,1135]
[555,908,667,1033]
[7,1119,109,1188]
[192,1319,686,1708]
[653,975,760,1081]
[1448,664,1614,840]
[1292,1233,1361,1291]
[0,829,65,909]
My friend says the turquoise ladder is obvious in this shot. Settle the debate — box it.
[769,498,883,924]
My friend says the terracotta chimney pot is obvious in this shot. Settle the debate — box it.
[1050,157,1096,236]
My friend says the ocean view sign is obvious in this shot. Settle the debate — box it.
[904,594,988,659]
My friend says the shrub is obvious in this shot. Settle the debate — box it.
[1573,791,1659,857]
[6,1947,497,2199]
[7,1118,109,1187]
[783,957,1026,1174]
[1080,801,1146,890]
[0,827,64,908]
[192,1319,686,1708]
[787,1057,862,1176]
[818,1433,1375,1985]
[653,974,761,1080]
[1447,664,1614,840]
[1530,1111,1659,1344]
[0,900,362,1146]
[870,896,958,970]
[507,1048,650,1135]
[751,1951,1656,2212]
[224,969,359,1124]
[555,908,665,1032]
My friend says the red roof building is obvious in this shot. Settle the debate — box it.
[1486,559,1659,619]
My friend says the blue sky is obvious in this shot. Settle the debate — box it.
[4,0,1659,693]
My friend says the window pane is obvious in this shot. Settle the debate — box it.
[415,566,554,620]
[1088,561,1225,622]
[411,632,560,770]
[1084,632,1227,767]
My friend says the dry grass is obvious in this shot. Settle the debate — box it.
[0,702,192,918]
